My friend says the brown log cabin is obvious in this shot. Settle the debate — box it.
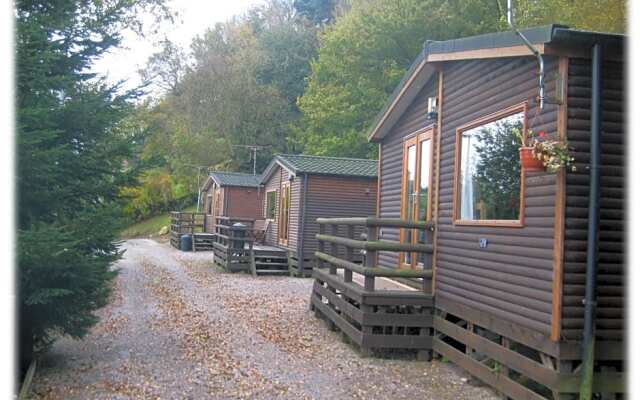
[200,171,263,233]
[260,154,378,276]
[310,25,625,399]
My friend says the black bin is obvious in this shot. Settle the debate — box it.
[180,234,193,251]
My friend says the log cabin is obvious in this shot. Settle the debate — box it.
[310,25,625,400]
[200,171,263,233]
[260,154,378,276]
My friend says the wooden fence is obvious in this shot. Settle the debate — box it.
[212,216,257,275]
[169,212,206,249]
[310,217,435,357]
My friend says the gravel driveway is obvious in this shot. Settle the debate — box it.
[32,238,499,400]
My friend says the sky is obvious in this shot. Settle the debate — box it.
[91,0,264,94]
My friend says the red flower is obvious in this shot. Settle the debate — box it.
[538,131,546,138]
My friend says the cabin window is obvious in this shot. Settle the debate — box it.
[278,182,291,244]
[265,190,277,220]
[454,103,526,226]
[400,128,433,269]
[206,194,213,215]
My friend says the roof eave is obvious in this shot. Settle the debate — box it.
[304,172,378,179]
[200,176,216,193]
[367,59,436,143]
[259,157,297,184]
[366,25,624,143]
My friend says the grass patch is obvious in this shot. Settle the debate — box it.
[120,205,197,239]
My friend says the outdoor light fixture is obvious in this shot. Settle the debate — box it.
[427,96,438,120]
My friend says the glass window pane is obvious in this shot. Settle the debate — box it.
[418,139,431,223]
[405,144,416,219]
[266,191,276,219]
[459,112,523,221]
[403,145,416,264]
[417,139,431,267]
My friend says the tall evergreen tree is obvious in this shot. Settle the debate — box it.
[16,0,169,371]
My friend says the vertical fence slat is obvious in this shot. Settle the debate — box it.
[344,225,354,283]
[329,224,338,276]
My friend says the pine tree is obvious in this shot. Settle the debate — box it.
[16,0,169,372]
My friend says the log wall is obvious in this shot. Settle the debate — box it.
[303,175,378,262]
[562,57,625,341]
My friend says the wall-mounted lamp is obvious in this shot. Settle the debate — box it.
[427,96,438,121]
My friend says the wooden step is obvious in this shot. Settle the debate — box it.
[254,251,287,258]
[256,269,290,275]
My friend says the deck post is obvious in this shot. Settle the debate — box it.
[344,225,354,283]
[317,223,325,269]
[329,224,338,276]
[364,225,377,291]
[248,237,257,277]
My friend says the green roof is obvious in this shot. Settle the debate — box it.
[263,154,377,181]
[209,171,261,187]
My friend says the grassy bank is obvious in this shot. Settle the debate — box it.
[120,205,197,239]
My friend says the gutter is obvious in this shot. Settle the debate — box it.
[297,173,308,276]
[579,42,602,400]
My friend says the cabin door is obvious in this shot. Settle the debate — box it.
[278,182,291,246]
[400,129,433,269]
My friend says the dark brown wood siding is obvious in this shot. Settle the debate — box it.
[262,165,299,254]
[433,56,560,336]
[562,57,625,341]
[225,186,263,220]
[378,78,438,268]
[303,175,378,261]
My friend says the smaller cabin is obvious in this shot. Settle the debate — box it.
[260,154,378,276]
[200,172,263,233]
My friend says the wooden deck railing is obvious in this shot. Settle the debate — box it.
[310,217,435,357]
[211,216,257,276]
[314,217,434,291]
[169,211,206,248]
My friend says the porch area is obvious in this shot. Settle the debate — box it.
[310,217,434,357]
[211,216,289,276]
[169,211,214,251]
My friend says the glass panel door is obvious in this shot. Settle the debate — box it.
[416,137,432,268]
[278,183,290,245]
[400,129,433,269]
[402,143,416,266]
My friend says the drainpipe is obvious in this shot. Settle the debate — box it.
[579,42,602,400]
[506,0,545,110]
[297,174,308,275]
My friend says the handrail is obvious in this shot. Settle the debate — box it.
[211,224,254,232]
[215,216,256,223]
[213,233,255,243]
[316,217,433,230]
[315,216,434,293]
[315,234,432,253]
[315,251,432,278]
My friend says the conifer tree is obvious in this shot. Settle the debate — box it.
[16,0,169,371]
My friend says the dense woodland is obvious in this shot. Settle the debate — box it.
[16,0,625,372]
[120,0,626,221]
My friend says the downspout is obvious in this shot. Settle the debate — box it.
[297,174,308,274]
[579,42,602,400]
[223,186,229,217]
[506,0,545,110]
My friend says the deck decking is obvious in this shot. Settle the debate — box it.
[211,217,289,275]
[169,212,212,251]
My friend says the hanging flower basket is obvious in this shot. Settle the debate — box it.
[519,146,544,172]
[514,129,575,173]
